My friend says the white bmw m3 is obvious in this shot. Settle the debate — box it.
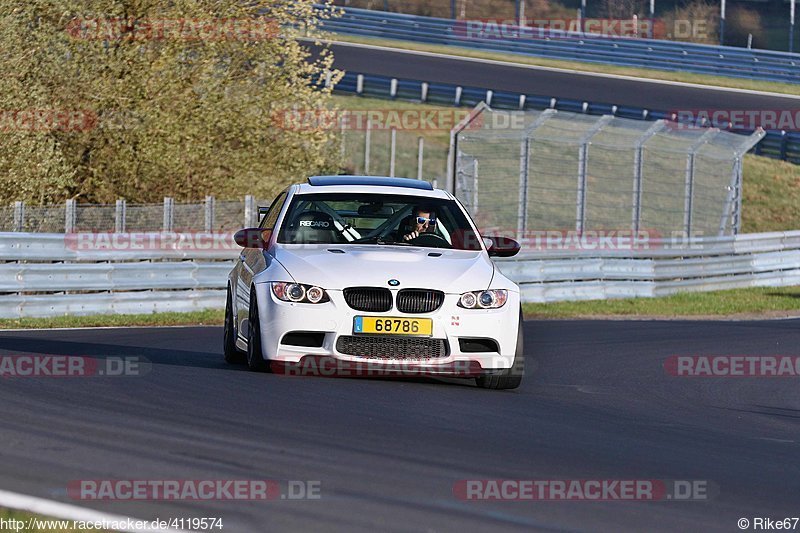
[224,175,525,389]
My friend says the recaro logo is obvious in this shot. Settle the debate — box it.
[299,220,330,228]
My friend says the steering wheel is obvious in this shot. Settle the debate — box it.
[407,232,451,248]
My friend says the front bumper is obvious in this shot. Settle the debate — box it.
[252,283,520,376]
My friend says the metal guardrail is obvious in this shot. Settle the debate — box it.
[495,231,800,301]
[0,232,237,318]
[1,231,798,317]
[320,6,800,84]
[0,290,226,319]
[0,232,239,261]
[330,71,800,164]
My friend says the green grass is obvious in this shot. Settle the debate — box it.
[0,508,112,532]
[330,34,800,96]
[742,155,800,233]
[0,309,224,330]
[523,286,800,318]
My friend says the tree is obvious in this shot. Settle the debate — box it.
[0,0,342,204]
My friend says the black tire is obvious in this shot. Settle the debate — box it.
[247,287,270,372]
[476,310,524,390]
[223,286,245,364]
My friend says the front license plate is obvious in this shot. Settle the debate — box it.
[353,316,433,336]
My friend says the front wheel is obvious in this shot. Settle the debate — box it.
[223,286,245,364]
[476,310,524,390]
[247,287,270,372]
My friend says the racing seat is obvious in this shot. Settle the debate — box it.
[287,211,343,244]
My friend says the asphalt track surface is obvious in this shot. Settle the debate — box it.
[312,42,800,111]
[1,320,799,531]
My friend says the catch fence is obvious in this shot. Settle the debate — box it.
[451,104,765,239]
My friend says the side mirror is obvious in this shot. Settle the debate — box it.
[234,228,271,249]
[485,235,520,257]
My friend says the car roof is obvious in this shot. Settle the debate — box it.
[294,175,451,199]
[308,175,433,190]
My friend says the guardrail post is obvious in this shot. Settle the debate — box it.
[65,199,76,233]
[780,131,788,160]
[517,137,531,239]
[205,195,215,232]
[417,137,424,180]
[340,118,346,159]
[389,128,397,177]
[244,195,256,228]
[684,129,718,235]
[13,201,24,232]
[576,115,612,232]
[513,108,555,235]
[485,90,493,106]
[356,74,364,95]
[364,120,371,175]
[719,129,765,236]
[734,157,744,234]
[632,120,666,232]
[455,86,462,106]
[472,160,479,212]
[448,102,490,194]
[115,199,126,233]
[421,82,428,103]
[390,78,397,98]
[163,197,174,232]
[519,95,526,109]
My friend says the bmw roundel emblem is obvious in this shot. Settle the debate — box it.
[388,279,400,287]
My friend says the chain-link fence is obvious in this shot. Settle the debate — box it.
[0,196,268,233]
[452,105,765,238]
[339,124,448,186]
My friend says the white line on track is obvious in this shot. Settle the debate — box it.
[311,38,800,100]
[0,489,187,532]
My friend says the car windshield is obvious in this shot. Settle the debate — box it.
[277,193,482,250]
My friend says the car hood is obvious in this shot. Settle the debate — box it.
[271,244,495,293]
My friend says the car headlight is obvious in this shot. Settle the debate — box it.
[458,289,508,309]
[272,282,329,304]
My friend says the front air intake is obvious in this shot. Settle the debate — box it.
[343,287,393,312]
[396,289,444,314]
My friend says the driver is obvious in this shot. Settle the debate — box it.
[402,205,436,242]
